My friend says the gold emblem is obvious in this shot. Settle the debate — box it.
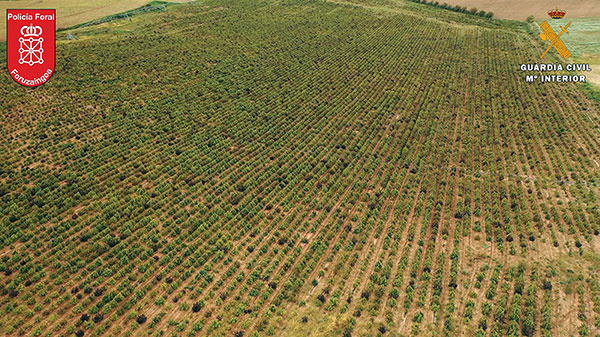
[539,20,572,59]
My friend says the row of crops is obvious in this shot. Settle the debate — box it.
[1,0,599,336]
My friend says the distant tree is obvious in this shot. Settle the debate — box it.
[526,15,535,23]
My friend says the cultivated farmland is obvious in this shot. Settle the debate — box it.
[0,0,184,40]
[1,0,599,337]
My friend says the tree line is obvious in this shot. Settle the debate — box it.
[408,0,494,18]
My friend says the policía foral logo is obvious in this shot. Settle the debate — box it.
[6,9,55,87]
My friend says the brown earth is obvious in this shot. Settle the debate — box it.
[437,0,600,21]
[0,0,186,40]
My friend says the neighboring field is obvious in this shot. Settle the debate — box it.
[543,18,600,59]
[0,0,181,40]
[1,0,600,337]
[433,0,600,21]
[543,18,600,87]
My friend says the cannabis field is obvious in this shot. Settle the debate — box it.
[1,0,599,336]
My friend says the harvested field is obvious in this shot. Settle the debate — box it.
[436,0,600,21]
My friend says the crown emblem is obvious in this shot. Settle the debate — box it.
[548,8,566,19]
[20,24,43,37]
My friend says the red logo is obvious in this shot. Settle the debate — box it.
[6,9,55,87]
